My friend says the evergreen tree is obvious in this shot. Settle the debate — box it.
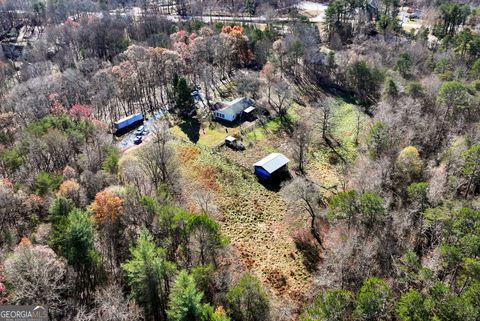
[122,229,176,321]
[52,208,100,295]
[327,191,385,228]
[354,277,392,320]
[384,77,399,99]
[396,289,429,321]
[300,289,354,321]
[461,144,480,197]
[367,121,390,159]
[175,77,194,116]
[167,270,209,321]
[395,53,412,79]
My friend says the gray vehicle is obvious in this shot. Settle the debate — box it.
[135,125,145,135]
[225,136,245,151]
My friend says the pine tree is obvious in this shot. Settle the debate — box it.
[167,270,208,321]
[52,208,100,296]
[122,229,176,321]
[175,77,194,116]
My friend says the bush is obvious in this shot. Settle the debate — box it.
[226,274,270,321]
[367,121,390,159]
[354,277,392,320]
[301,289,354,321]
[34,171,63,196]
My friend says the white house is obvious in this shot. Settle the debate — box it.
[213,97,254,122]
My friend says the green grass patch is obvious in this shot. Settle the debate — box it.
[331,101,368,162]
[171,121,240,148]
[245,108,298,143]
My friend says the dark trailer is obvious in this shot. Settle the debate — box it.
[253,153,290,181]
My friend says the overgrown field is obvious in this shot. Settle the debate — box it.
[175,142,313,303]
[171,99,369,305]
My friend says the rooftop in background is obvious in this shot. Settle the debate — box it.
[254,153,290,174]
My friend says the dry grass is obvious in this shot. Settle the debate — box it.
[143,98,368,315]
[178,146,200,163]
[174,141,314,305]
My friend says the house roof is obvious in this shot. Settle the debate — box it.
[217,97,253,117]
[225,136,236,142]
[253,153,289,174]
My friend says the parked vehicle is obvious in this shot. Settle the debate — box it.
[134,135,143,145]
[135,125,145,135]
[225,136,245,151]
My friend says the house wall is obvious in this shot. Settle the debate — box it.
[215,111,236,122]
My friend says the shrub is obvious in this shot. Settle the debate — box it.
[34,171,63,196]
[226,274,270,321]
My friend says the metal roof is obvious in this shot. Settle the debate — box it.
[114,113,143,125]
[253,153,289,174]
[225,136,236,142]
[217,97,253,117]
[243,106,255,113]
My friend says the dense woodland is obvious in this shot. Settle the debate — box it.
[1,0,480,320]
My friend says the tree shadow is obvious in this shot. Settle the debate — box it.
[292,229,323,272]
[179,118,201,144]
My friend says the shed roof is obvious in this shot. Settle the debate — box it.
[243,106,255,113]
[253,153,289,174]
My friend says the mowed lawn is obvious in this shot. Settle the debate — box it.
[171,121,240,147]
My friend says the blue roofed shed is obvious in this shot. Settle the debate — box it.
[253,153,290,180]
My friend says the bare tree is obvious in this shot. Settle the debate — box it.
[314,97,348,164]
[139,122,178,193]
[316,97,335,141]
[353,105,363,146]
[73,307,95,321]
[283,177,325,247]
[193,189,217,216]
[4,242,72,317]
[291,121,312,175]
[270,79,293,119]
[93,283,142,321]
[236,72,261,100]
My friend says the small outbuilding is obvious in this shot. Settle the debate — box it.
[253,153,290,181]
